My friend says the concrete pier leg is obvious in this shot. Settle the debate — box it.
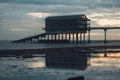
[35,38,37,43]
[62,34,63,40]
[51,35,53,40]
[36,38,38,43]
[47,35,49,40]
[33,39,35,43]
[32,39,34,43]
[104,29,107,43]
[43,36,45,40]
[80,33,82,43]
[63,34,64,40]
[55,35,57,40]
[76,33,78,43]
[41,37,43,40]
[34,38,36,43]
[73,33,74,43]
[39,37,42,40]
[69,33,71,41]
[58,34,60,40]
[65,34,67,40]
[88,30,91,43]
[78,33,80,42]
[83,33,85,43]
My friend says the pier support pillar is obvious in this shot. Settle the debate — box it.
[37,37,39,43]
[32,38,34,43]
[51,35,53,40]
[104,29,107,43]
[80,33,82,43]
[47,35,49,40]
[88,29,91,43]
[73,33,74,43]
[58,34,60,40]
[83,33,85,43]
[61,34,64,40]
[76,33,78,43]
[39,37,42,40]
[55,34,57,40]
[69,33,71,41]
[65,34,67,40]
[43,36,45,40]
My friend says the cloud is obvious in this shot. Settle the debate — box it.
[27,12,51,18]
[86,7,120,27]
[96,19,120,26]
[10,28,28,31]
[0,0,120,40]
[0,0,120,8]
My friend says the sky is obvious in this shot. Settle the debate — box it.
[0,0,120,40]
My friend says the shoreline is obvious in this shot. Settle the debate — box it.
[0,46,120,57]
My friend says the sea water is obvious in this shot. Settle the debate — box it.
[0,40,120,80]
[0,55,120,80]
[0,40,84,50]
[0,40,120,50]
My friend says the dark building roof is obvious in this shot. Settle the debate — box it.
[46,14,90,21]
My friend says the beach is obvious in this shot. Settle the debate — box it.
[0,55,120,80]
[0,41,120,80]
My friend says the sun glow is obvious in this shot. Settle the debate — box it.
[28,62,45,68]
[97,19,120,26]
[27,12,51,18]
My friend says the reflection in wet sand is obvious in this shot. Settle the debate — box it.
[28,62,45,68]
[0,53,120,80]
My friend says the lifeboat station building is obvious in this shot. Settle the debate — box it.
[44,14,90,43]
[13,14,90,43]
